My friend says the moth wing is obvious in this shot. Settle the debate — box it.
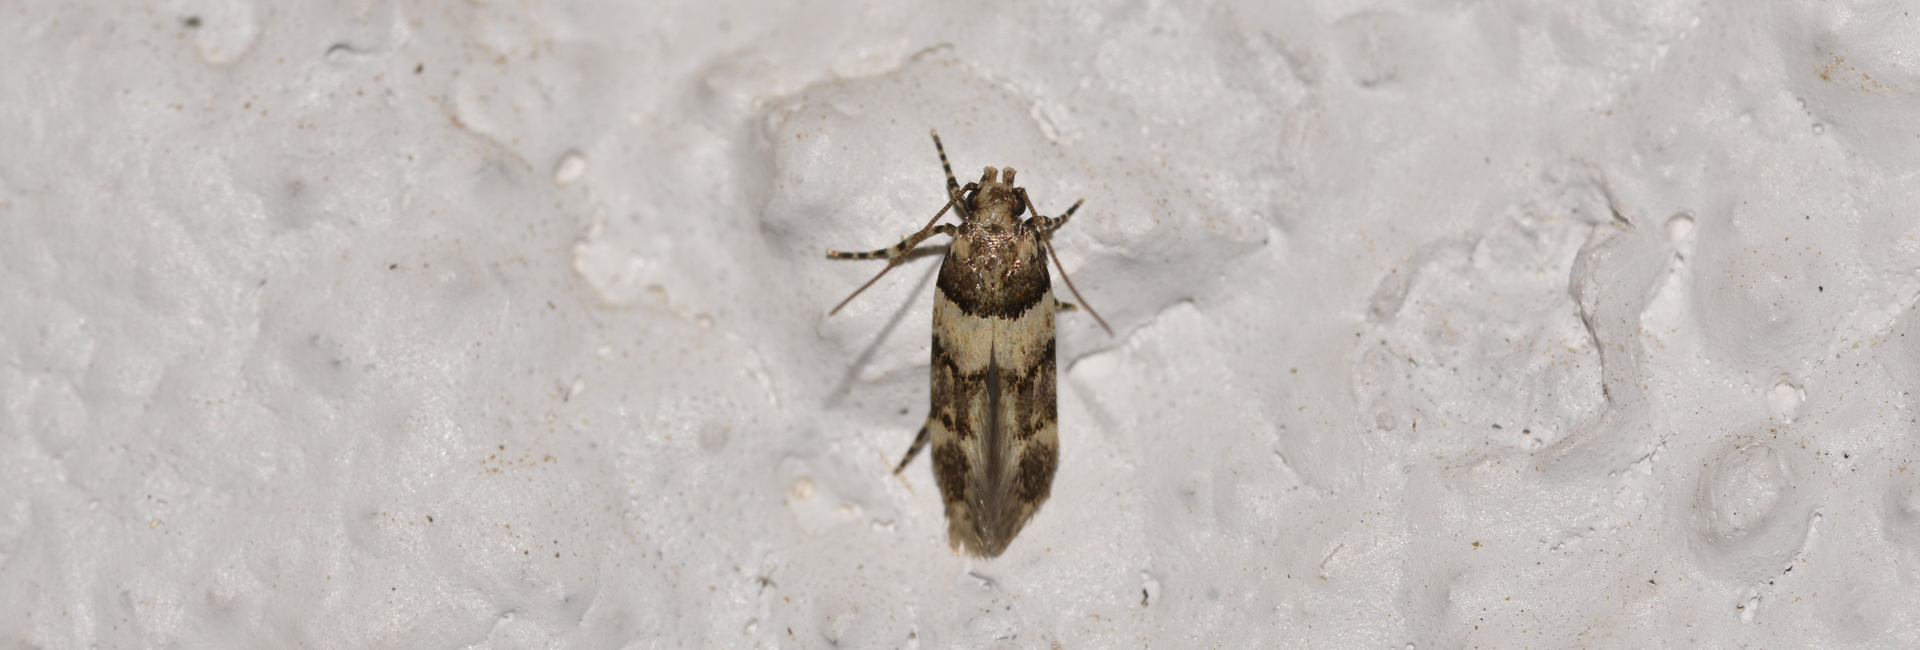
[927,286,1058,558]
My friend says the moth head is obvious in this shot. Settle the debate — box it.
[970,166,1024,221]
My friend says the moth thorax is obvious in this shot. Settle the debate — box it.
[973,190,1021,227]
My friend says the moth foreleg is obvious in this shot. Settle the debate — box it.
[824,227,947,261]
[825,178,969,262]
[825,222,960,315]
[894,422,932,474]
[1056,301,1079,312]
[1021,192,1082,235]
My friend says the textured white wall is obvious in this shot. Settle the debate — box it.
[3,0,1919,647]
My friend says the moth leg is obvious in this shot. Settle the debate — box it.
[894,422,932,474]
[825,221,959,261]
[1018,193,1113,335]
[1018,190,1081,234]
[825,232,937,261]
[1056,301,1079,312]
[1043,238,1113,335]
[825,222,960,314]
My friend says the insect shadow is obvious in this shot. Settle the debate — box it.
[822,244,946,410]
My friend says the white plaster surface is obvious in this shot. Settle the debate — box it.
[5,0,1920,647]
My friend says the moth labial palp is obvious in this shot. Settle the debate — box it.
[825,129,1110,558]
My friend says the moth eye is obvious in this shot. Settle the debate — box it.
[1013,197,1026,217]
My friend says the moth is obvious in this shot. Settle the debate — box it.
[826,130,1110,558]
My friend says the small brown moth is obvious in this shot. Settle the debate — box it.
[827,130,1111,558]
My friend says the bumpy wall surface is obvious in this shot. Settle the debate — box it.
[4,0,1919,647]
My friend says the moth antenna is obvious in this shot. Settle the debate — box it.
[932,129,960,197]
[1044,237,1112,336]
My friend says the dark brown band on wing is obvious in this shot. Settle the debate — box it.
[1015,337,1056,440]
[936,242,1051,319]
[933,443,970,505]
[930,332,1055,442]
[1013,443,1056,505]
[930,335,972,441]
